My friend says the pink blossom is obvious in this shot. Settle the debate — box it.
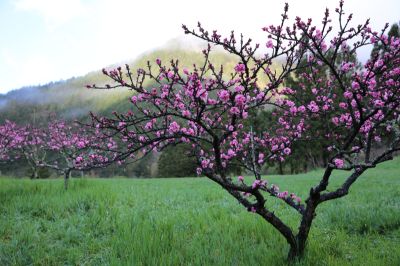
[289,106,297,114]
[322,105,330,111]
[277,191,288,199]
[283,147,291,155]
[290,193,301,203]
[77,141,86,149]
[271,184,279,192]
[343,91,353,99]
[370,36,376,43]
[230,107,240,115]
[341,62,353,72]
[234,94,247,107]
[331,117,339,125]
[235,85,245,92]
[167,71,175,79]
[168,121,180,134]
[252,179,262,189]
[234,63,246,73]
[182,110,191,117]
[201,159,210,169]
[311,88,318,95]
[298,106,306,112]
[144,122,153,130]
[333,158,344,168]
[227,149,236,157]
[307,101,319,113]
[258,153,264,164]
[351,81,360,89]
[75,156,83,164]
[373,99,384,107]
[374,59,384,68]
[196,89,208,102]
[196,168,202,175]
[218,90,230,102]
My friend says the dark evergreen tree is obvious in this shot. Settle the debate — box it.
[158,144,197,177]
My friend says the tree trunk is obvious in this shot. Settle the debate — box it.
[278,161,284,175]
[30,167,38,179]
[288,243,300,261]
[287,237,307,261]
[303,162,308,173]
[290,162,294,175]
[288,199,318,260]
[64,169,71,190]
[322,152,328,168]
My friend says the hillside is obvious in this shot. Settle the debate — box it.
[0,42,280,178]
[0,46,242,124]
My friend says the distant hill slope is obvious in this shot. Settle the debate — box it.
[0,46,244,124]
[0,41,282,124]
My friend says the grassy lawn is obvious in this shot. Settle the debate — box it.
[0,158,399,265]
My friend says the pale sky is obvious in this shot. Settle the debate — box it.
[0,0,399,93]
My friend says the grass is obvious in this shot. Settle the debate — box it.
[0,158,399,265]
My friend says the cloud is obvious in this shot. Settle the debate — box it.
[13,0,85,28]
[2,0,399,94]
[0,49,57,93]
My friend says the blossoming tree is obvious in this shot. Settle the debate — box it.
[40,120,120,189]
[88,1,400,260]
[18,125,48,179]
[0,120,25,163]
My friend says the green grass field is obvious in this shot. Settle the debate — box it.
[1,158,399,265]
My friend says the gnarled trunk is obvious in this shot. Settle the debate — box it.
[287,235,308,261]
[287,199,319,260]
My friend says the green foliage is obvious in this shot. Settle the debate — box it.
[388,22,400,39]
[26,167,51,179]
[37,167,51,179]
[0,158,399,265]
[130,152,158,178]
[158,144,197,177]
[371,22,400,57]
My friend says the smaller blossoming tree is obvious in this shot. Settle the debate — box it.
[16,119,119,189]
[18,125,48,179]
[0,120,25,163]
[87,1,399,260]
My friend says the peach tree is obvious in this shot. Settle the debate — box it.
[87,1,400,260]
[42,119,119,189]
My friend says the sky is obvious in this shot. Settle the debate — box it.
[0,0,399,94]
